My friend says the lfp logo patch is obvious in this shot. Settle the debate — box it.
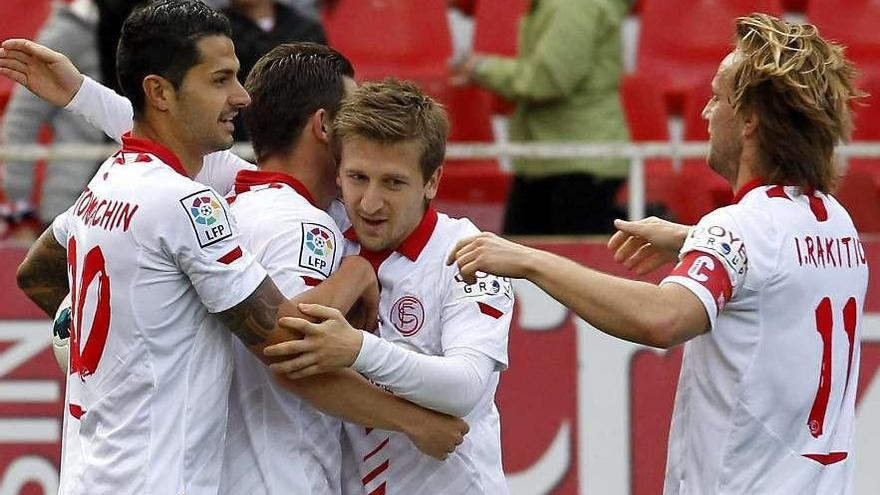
[190,195,222,225]
[299,223,336,277]
[179,189,232,248]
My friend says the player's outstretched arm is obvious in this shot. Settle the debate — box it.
[0,39,83,107]
[608,217,690,275]
[448,232,709,349]
[17,227,69,317]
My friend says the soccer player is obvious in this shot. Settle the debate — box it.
[447,13,867,494]
[265,80,515,494]
[10,2,465,494]
[221,44,470,494]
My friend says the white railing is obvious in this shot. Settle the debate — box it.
[2,141,879,221]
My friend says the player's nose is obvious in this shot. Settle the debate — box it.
[229,78,251,108]
[359,184,384,215]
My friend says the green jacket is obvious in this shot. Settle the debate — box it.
[474,0,630,178]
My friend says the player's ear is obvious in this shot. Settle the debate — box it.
[424,165,443,201]
[741,107,759,139]
[142,75,174,113]
[312,109,330,144]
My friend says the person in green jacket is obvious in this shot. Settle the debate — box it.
[452,0,631,235]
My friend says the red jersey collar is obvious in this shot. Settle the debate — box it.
[233,169,317,206]
[344,207,439,262]
[731,178,766,204]
[120,132,188,177]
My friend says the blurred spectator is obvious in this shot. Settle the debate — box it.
[0,0,104,241]
[452,0,631,235]
[224,0,325,140]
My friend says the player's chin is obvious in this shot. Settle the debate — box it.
[211,132,235,152]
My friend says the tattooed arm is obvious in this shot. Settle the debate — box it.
[17,227,69,317]
[215,254,377,352]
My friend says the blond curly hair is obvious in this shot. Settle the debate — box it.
[730,13,863,192]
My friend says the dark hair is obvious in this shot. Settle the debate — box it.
[333,79,449,182]
[116,0,232,117]
[243,42,354,162]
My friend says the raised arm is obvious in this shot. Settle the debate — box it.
[0,39,254,194]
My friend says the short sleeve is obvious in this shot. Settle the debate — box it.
[255,213,342,299]
[52,208,72,247]
[662,208,748,329]
[149,185,267,313]
[440,264,514,370]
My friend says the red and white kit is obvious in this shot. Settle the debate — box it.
[662,182,868,494]
[220,169,346,495]
[53,133,266,495]
[342,209,514,495]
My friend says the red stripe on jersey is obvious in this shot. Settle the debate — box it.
[135,153,152,163]
[670,251,733,313]
[477,301,503,319]
[225,194,238,205]
[301,276,322,287]
[802,452,847,465]
[362,459,389,486]
[218,246,243,265]
[765,185,790,200]
[70,404,85,419]
[363,437,390,462]
[808,194,828,221]
[368,483,386,495]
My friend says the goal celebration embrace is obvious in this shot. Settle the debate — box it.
[0,0,877,493]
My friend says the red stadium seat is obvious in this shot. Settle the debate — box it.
[472,0,530,114]
[808,0,880,77]
[844,75,880,203]
[781,0,809,12]
[619,73,680,220]
[429,83,496,167]
[435,162,512,232]
[836,171,880,233]
[0,0,52,111]
[322,0,452,91]
[635,0,783,114]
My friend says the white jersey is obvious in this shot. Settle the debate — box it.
[52,133,266,495]
[342,209,513,495]
[661,183,868,494]
[219,170,346,495]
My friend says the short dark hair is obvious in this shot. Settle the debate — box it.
[333,79,449,182]
[117,0,232,117]
[243,42,354,162]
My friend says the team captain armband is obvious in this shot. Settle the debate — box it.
[664,212,748,318]
[668,251,734,313]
